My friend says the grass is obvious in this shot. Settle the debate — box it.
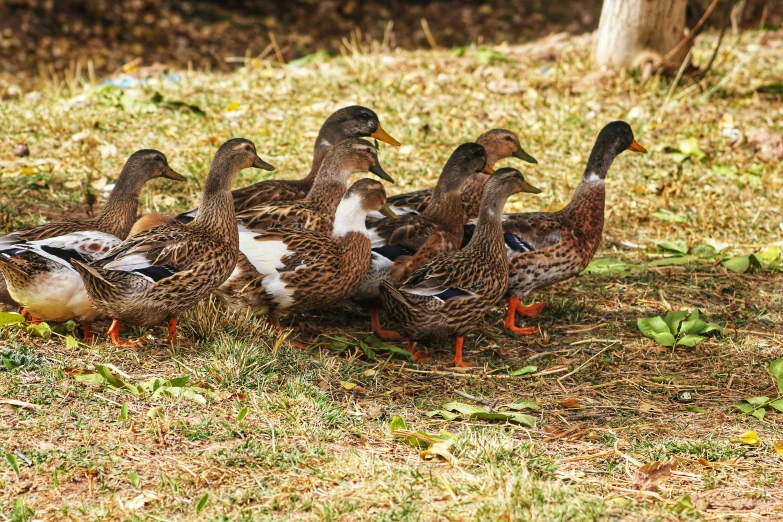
[1,30,783,520]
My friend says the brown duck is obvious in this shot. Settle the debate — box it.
[353,143,492,338]
[491,121,646,334]
[177,106,399,220]
[380,129,536,219]
[0,150,184,340]
[214,139,394,311]
[219,179,396,320]
[379,168,541,366]
[73,139,273,346]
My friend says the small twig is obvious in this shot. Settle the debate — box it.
[664,48,693,103]
[269,32,285,64]
[700,21,728,78]
[558,343,616,382]
[421,18,438,50]
[486,399,500,413]
[662,0,720,67]
[452,389,490,405]
[14,450,32,466]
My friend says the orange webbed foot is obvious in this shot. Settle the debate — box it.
[516,301,546,317]
[107,320,143,347]
[370,309,402,341]
[451,336,472,367]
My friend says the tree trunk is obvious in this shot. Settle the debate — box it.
[594,0,690,74]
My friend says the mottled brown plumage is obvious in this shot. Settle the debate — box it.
[73,138,273,345]
[383,129,537,219]
[234,138,393,233]
[379,168,541,366]
[0,150,184,334]
[354,143,489,310]
[494,121,646,334]
[177,106,399,220]
[215,179,395,315]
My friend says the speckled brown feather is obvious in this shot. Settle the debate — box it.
[379,169,530,345]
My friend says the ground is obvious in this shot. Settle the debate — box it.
[1,29,783,521]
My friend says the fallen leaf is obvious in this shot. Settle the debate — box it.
[638,401,664,414]
[732,430,759,445]
[421,438,458,466]
[0,398,41,410]
[559,398,584,409]
[125,492,158,510]
[147,406,164,419]
[774,441,783,457]
[633,457,678,491]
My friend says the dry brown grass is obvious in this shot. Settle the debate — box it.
[1,29,782,521]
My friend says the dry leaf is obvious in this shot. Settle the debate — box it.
[421,439,458,466]
[638,401,664,414]
[559,398,584,409]
[340,381,366,393]
[362,369,376,377]
[732,430,759,445]
[633,457,678,491]
[774,441,783,457]
[125,492,158,510]
[0,398,41,410]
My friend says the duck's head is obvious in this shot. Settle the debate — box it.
[476,129,537,167]
[347,178,397,219]
[437,143,492,193]
[216,138,275,172]
[585,121,646,180]
[485,167,542,198]
[320,106,401,147]
[333,178,397,237]
[115,149,185,193]
[322,138,394,183]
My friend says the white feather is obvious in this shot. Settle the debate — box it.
[584,172,604,183]
[103,252,155,271]
[236,225,296,308]
[332,194,369,238]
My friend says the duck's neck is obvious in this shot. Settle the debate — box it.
[94,193,140,239]
[466,192,507,259]
[422,188,466,233]
[561,150,613,247]
[304,158,351,214]
[331,194,369,240]
[193,160,240,242]
[301,133,334,185]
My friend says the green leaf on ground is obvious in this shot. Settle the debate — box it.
[195,493,209,513]
[6,452,20,476]
[676,334,706,347]
[510,365,537,376]
[652,332,676,347]
[0,312,25,326]
[656,240,689,254]
[638,316,670,338]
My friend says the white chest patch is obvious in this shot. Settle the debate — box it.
[333,194,369,238]
[584,172,604,184]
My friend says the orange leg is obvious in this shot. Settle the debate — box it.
[20,308,31,321]
[405,340,429,362]
[451,336,471,367]
[370,309,401,341]
[82,321,93,343]
[516,301,546,317]
[165,317,178,346]
[107,319,142,347]
[30,316,41,325]
[504,297,539,335]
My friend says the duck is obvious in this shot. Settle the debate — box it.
[352,143,491,338]
[234,138,393,233]
[178,106,400,219]
[72,138,274,346]
[379,168,542,367]
[0,150,184,340]
[217,179,396,320]
[488,121,646,334]
[213,139,394,311]
[378,129,536,219]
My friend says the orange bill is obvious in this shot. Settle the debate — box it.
[371,123,401,147]
[629,140,647,153]
[482,164,495,175]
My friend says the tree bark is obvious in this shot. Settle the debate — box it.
[594,0,690,74]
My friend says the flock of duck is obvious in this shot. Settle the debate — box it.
[0,106,646,366]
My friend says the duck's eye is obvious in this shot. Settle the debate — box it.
[505,136,513,141]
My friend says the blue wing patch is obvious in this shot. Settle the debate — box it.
[134,265,177,282]
[504,232,534,253]
[434,287,472,301]
[372,243,414,261]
